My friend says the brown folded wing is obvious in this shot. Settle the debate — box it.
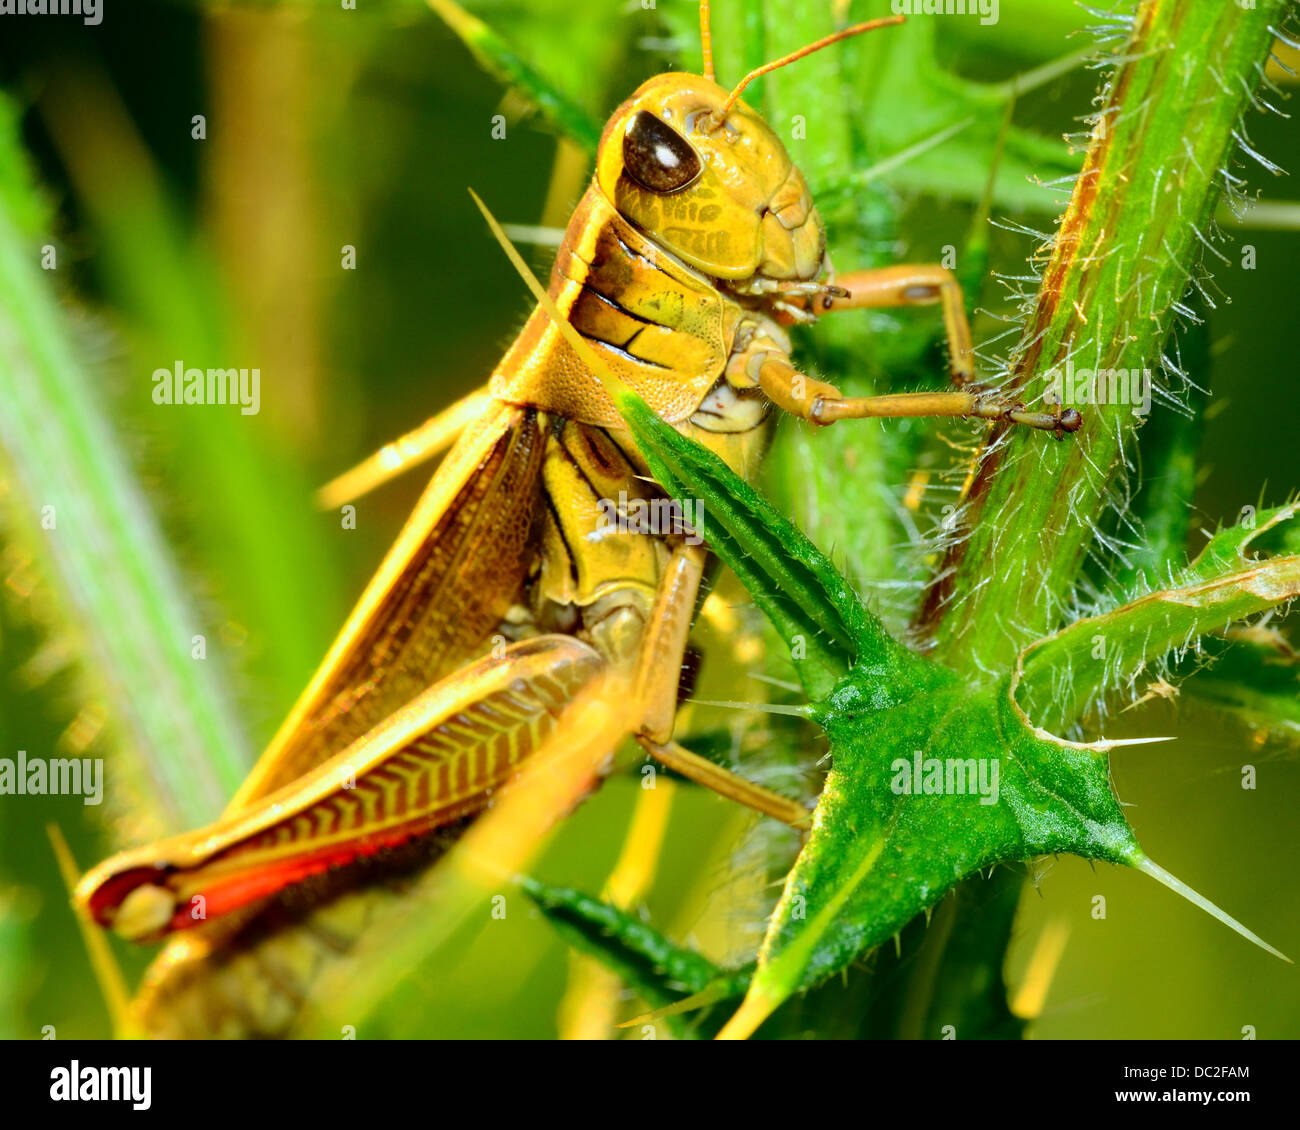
[229,398,547,808]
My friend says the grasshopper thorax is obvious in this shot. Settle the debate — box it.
[596,73,825,288]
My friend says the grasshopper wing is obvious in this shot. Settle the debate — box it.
[96,632,618,1038]
[77,635,605,939]
[230,397,548,808]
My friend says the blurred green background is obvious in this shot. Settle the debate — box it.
[0,0,1296,1039]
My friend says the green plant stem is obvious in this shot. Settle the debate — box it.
[0,97,251,832]
[917,0,1290,673]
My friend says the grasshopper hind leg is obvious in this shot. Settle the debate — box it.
[79,634,608,942]
[132,818,475,1039]
[99,634,608,1036]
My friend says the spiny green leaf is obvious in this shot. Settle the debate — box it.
[1014,503,1300,733]
[721,627,1290,1037]
[519,876,748,1038]
[616,391,923,702]
[520,876,725,995]
[719,659,1139,1037]
[1185,503,1300,583]
[710,501,1300,1037]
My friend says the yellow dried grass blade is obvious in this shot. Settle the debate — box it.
[46,824,138,1039]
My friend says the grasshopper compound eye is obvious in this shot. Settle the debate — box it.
[621,110,702,194]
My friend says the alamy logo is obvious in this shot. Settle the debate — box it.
[152,361,261,415]
[0,750,103,805]
[891,750,1000,805]
[1044,358,1153,416]
[594,492,706,547]
[0,0,102,25]
[890,0,998,26]
[50,1061,150,1110]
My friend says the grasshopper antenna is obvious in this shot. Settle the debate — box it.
[705,14,904,131]
[700,0,715,82]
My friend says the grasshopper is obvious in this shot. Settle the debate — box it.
[75,2,1080,1036]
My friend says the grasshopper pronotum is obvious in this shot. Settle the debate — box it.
[76,1,1080,1035]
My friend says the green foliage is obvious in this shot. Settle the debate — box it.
[1016,504,1300,733]
[425,0,604,152]
[0,94,250,831]
[924,0,1293,672]
[1183,630,1300,751]
[520,877,749,1038]
[618,376,1290,1036]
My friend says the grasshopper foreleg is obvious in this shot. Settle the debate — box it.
[820,265,976,387]
[786,264,1082,435]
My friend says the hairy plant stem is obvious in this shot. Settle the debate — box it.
[916,0,1290,672]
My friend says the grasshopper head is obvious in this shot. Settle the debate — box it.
[596,73,824,285]
[594,9,903,286]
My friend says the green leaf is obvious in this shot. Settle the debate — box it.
[0,94,251,830]
[1014,503,1300,733]
[521,877,725,994]
[426,0,604,152]
[719,657,1139,1038]
[36,64,344,738]
[1182,627,1300,751]
[616,392,920,702]
[519,877,748,1037]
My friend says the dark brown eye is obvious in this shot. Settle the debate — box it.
[621,110,701,194]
